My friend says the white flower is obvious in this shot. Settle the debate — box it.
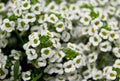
[37,57,46,67]
[108,31,119,41]
[113,59,120,69]
[51,38,61,49]
[113,47,120,58]
[0,52,7,68]
[97,0,108,5]
[54,63,63,74]
[10,50,21,60]
[22,71,31,81]
[38,14,48,23]
[23,42,31,50]
[88,52,98,63]
[24,13,36,23]
[103,66,113,75]
[41,47,53,59]
[73,55,83,68]
[31,3,42,14]
[21,0,31,10]
[13,8,22,17]
[26,48,38,60]
[80,15,91,25]
[77,43,86,52]
[17,18,29,31]
[89,34,102,46]
[55,21,65,32]
[107,6,116,15]
[91,18,103,30]
[99,12,108,21]
[1,19,15,32]
[83,69,92,79]
[110,0,119,6]
[64,20,72,30]
[99,41,112,52]
[89,0,98,7]
[0,3,5,12]
[55,75,66,81]
[44,64,55,74]
[99,29,109,39]
[69,4,79,12]
[66,71,78,81]
[63,60,76,73]
[106,70,117,80]
[0,38,8,48]
[0,68,8,79]
[28,32,39,40]
[45,1,58,12]
[29,37,40,48]
[88,27,98,36]
[108,19,118,30]
[56,51,65,62]
[61,31,70,42]
[92,70,103,80]
[87,62,96,71]
[67,42,76,50]
[47,14,58,24]
[81,27,89,35]
[116,9,120,17]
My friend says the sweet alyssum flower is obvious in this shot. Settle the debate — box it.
[41,47,53,59]
[108,31,119,41]
[1,19,15,32]
[47,14,58,24]
[24,13,36,23]
[63,60,76,73]
[113,59,120,69]
[22,71,31,81]
[83,69,92,79]
[99,41,112,52]
[37,57,47,67]
[89,34,102,46]
[21,0,31,10]
[73,55,83,68]
[31,3,42,15]
[0,3,5,12]
[88,52,98,63]
[99,29,109,39]
[61,31,71,42]
[55,21,65,32]
[80,15,91,26]
[17,18,29,31]
[26,48,38,60]
[112,47,120,58]
[92,70,103,80]
[106,70,117,80]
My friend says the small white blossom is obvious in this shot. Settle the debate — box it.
[88,52,98,63]
[1,19,15,32]
[26,48,38,60]
[47,14,58,24]
[113,59,120,69]
[99,41,112,52]
[113,47,120,58]
[37,57,46,67]
[22,71,31,81]
[99,29,109,39]
[106,70,117,80]
[63,60,76,73]
[41,47,53,59]
[80,15,91,25]
[89,34,102,46]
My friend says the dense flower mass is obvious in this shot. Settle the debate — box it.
[0,0,120,81]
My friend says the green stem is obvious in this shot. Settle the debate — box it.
[15,29,24,45]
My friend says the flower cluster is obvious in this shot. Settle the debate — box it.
[0,0,120,81]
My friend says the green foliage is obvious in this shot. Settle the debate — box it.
[63,48,78,60]
[30,0,39,4]
[90,11,99,20]
[39,35,53,48]
[113,68,120,78]
[100,21,112,31]
[9,14,18,21]
[13,60,20,81]
[31,69,43,81]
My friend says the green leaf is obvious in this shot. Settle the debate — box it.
[90,11,99,20]
[32,72,43,81]
[9,14,18,21]
[63,48,78,60]
[39,35,53,48]
[113,68,120,77]
[30,0,38,4]
[13,60,20,81]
